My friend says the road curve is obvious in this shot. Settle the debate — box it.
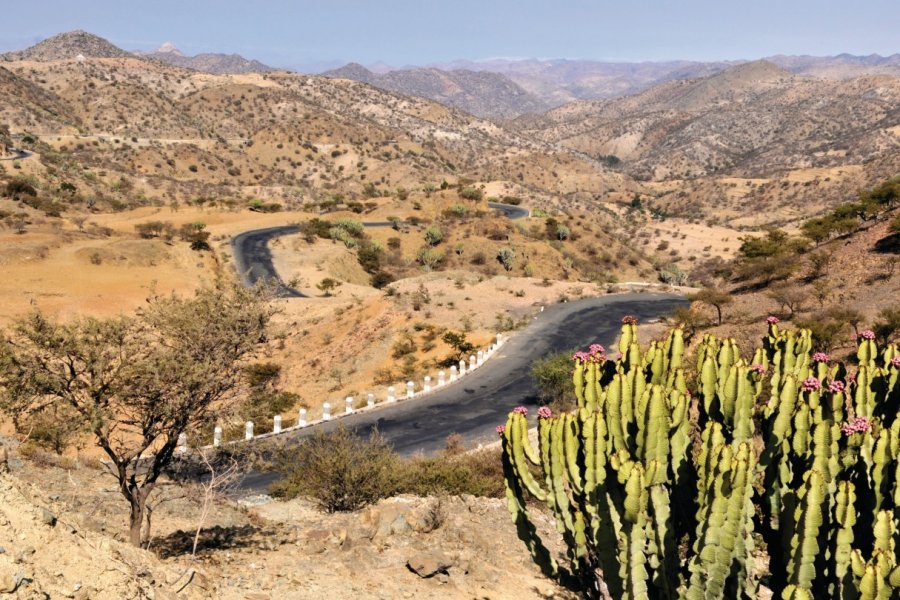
[230,202,529,297]
[238,292,688,494]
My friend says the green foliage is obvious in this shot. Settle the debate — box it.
[459,186,484,202]
[269,426,399,512]
[497,247,516,272]
[502,319,900,599]
[424,224,443,246]
[4,178,37,199]
[442,330,475,361]
[530,350,578,412]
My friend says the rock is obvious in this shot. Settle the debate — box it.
[39,508,57,527]
[0,447,7,474]
[406,551,453,578]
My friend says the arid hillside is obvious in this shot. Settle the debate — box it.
[513,60,900,225]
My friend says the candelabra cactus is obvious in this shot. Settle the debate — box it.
[501,317,900,599]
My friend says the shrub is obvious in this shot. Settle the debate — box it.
[497,247,516,271]
[424,224,443,246]
[530,350,577,412]
[269,426,399,512]
[459,187,483,202]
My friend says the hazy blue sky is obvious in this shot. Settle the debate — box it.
[1,0,898,70]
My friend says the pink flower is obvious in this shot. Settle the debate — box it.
[622,315,638,325]
[572,351,589,362]
[811,352,829,363]
[750,364,767,374]
[589,343,606,354]
[615,351,623,361]
[859,330,876,340]
[891,356,900,368]
[766,316,780,325]
[512,406,528,415]
[496,425,506,435]
[828,380,846,393]
[537,406,552,419]
[841,416,873,436]
[801,377,821,392]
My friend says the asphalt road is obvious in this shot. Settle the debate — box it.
[237,292,687,494]
[228,201,685,494]
[230,202,530,297]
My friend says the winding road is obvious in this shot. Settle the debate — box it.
[231,202,530,297]
[229,202,686,494]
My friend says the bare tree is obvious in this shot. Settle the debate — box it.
[0,283,274,546]
[190,451,242,558]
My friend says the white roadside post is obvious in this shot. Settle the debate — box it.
[387,386,396,403]
[407,381,415,399]
[345,396,354,414]
[273,415,282,434]
[244,421,254,441]
[469,355,476,371]
[213,426,223,448]
[450,365,458,381]
[459,360,466,376]
[477,350,484,366]
[438,371,446,386]
[423,376,432,393]
[177,433,187,454]
[497,333,503,347]
[298,408,308,427]
[367,393,375,408]
[323,402,332,421]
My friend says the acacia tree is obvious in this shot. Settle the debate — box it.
[0,283,273,547]
[690,287,733,325]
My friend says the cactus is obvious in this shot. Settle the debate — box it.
[501,319,900,599]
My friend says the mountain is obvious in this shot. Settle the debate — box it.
[426,58,744,106]
[515,60,900,177]
[0,30,132,62]
[139,42,274,75]
[322,63,550,119]
[425,54,900,106]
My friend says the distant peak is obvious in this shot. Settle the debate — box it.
[155,41,183,56]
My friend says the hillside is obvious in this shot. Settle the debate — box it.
[139,42,274,74]
[323,63,550,119]
[430,54,900,106]
[0,30,132,61]
[513,61,900,224]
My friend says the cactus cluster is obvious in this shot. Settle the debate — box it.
[501,316,900,599]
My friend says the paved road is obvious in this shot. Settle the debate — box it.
[230,202,530,297]
[0,149,31,161]
[237,293,687,494]
[228,201,686,494]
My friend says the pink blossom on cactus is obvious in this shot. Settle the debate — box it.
[537,406,552,419]
[615,351,623,361]
[589,343,605,354]
[891,356,900,368]
[572,351,590,362]
[801,377,821,392]
[811,352,829,363]
[841,416,873,436]
[622,315,638,325]
[512,406,528,415]
[766,316,780,325]
[859,330,876,340]
[496,425,506,435]
[828,380,846,393]
[750,364,767,374]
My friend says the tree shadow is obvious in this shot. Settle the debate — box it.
[874,233,900,254]
[151,524,272,559]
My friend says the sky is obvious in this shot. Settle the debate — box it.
[0,0,898,71]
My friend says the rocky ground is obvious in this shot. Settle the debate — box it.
[0,445,572,599]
